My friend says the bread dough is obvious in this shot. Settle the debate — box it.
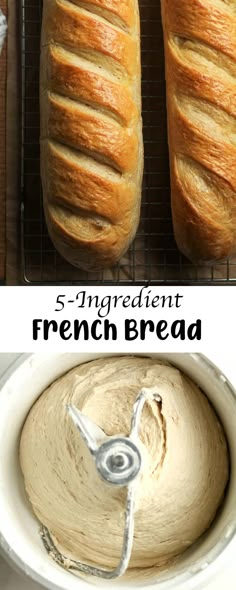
[20,357,229,579]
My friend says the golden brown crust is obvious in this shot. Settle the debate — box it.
[68,0,136,29]
[44,198,139,270]
[40,0,143,270]
[43,93,139,173]
[42,0,137,77]
[42,141,137,224]
[43,46,139,126]
[161,0,236,262]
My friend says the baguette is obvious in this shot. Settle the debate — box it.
[161,0,236,263]
[40,0,143,270]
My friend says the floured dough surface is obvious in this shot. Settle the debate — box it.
[20,357,229,579]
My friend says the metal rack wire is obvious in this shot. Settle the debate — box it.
[21,0,236,284]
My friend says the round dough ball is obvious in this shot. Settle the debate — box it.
[20,357,229,579]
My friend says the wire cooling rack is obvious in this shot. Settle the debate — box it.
[21,0,236,284]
